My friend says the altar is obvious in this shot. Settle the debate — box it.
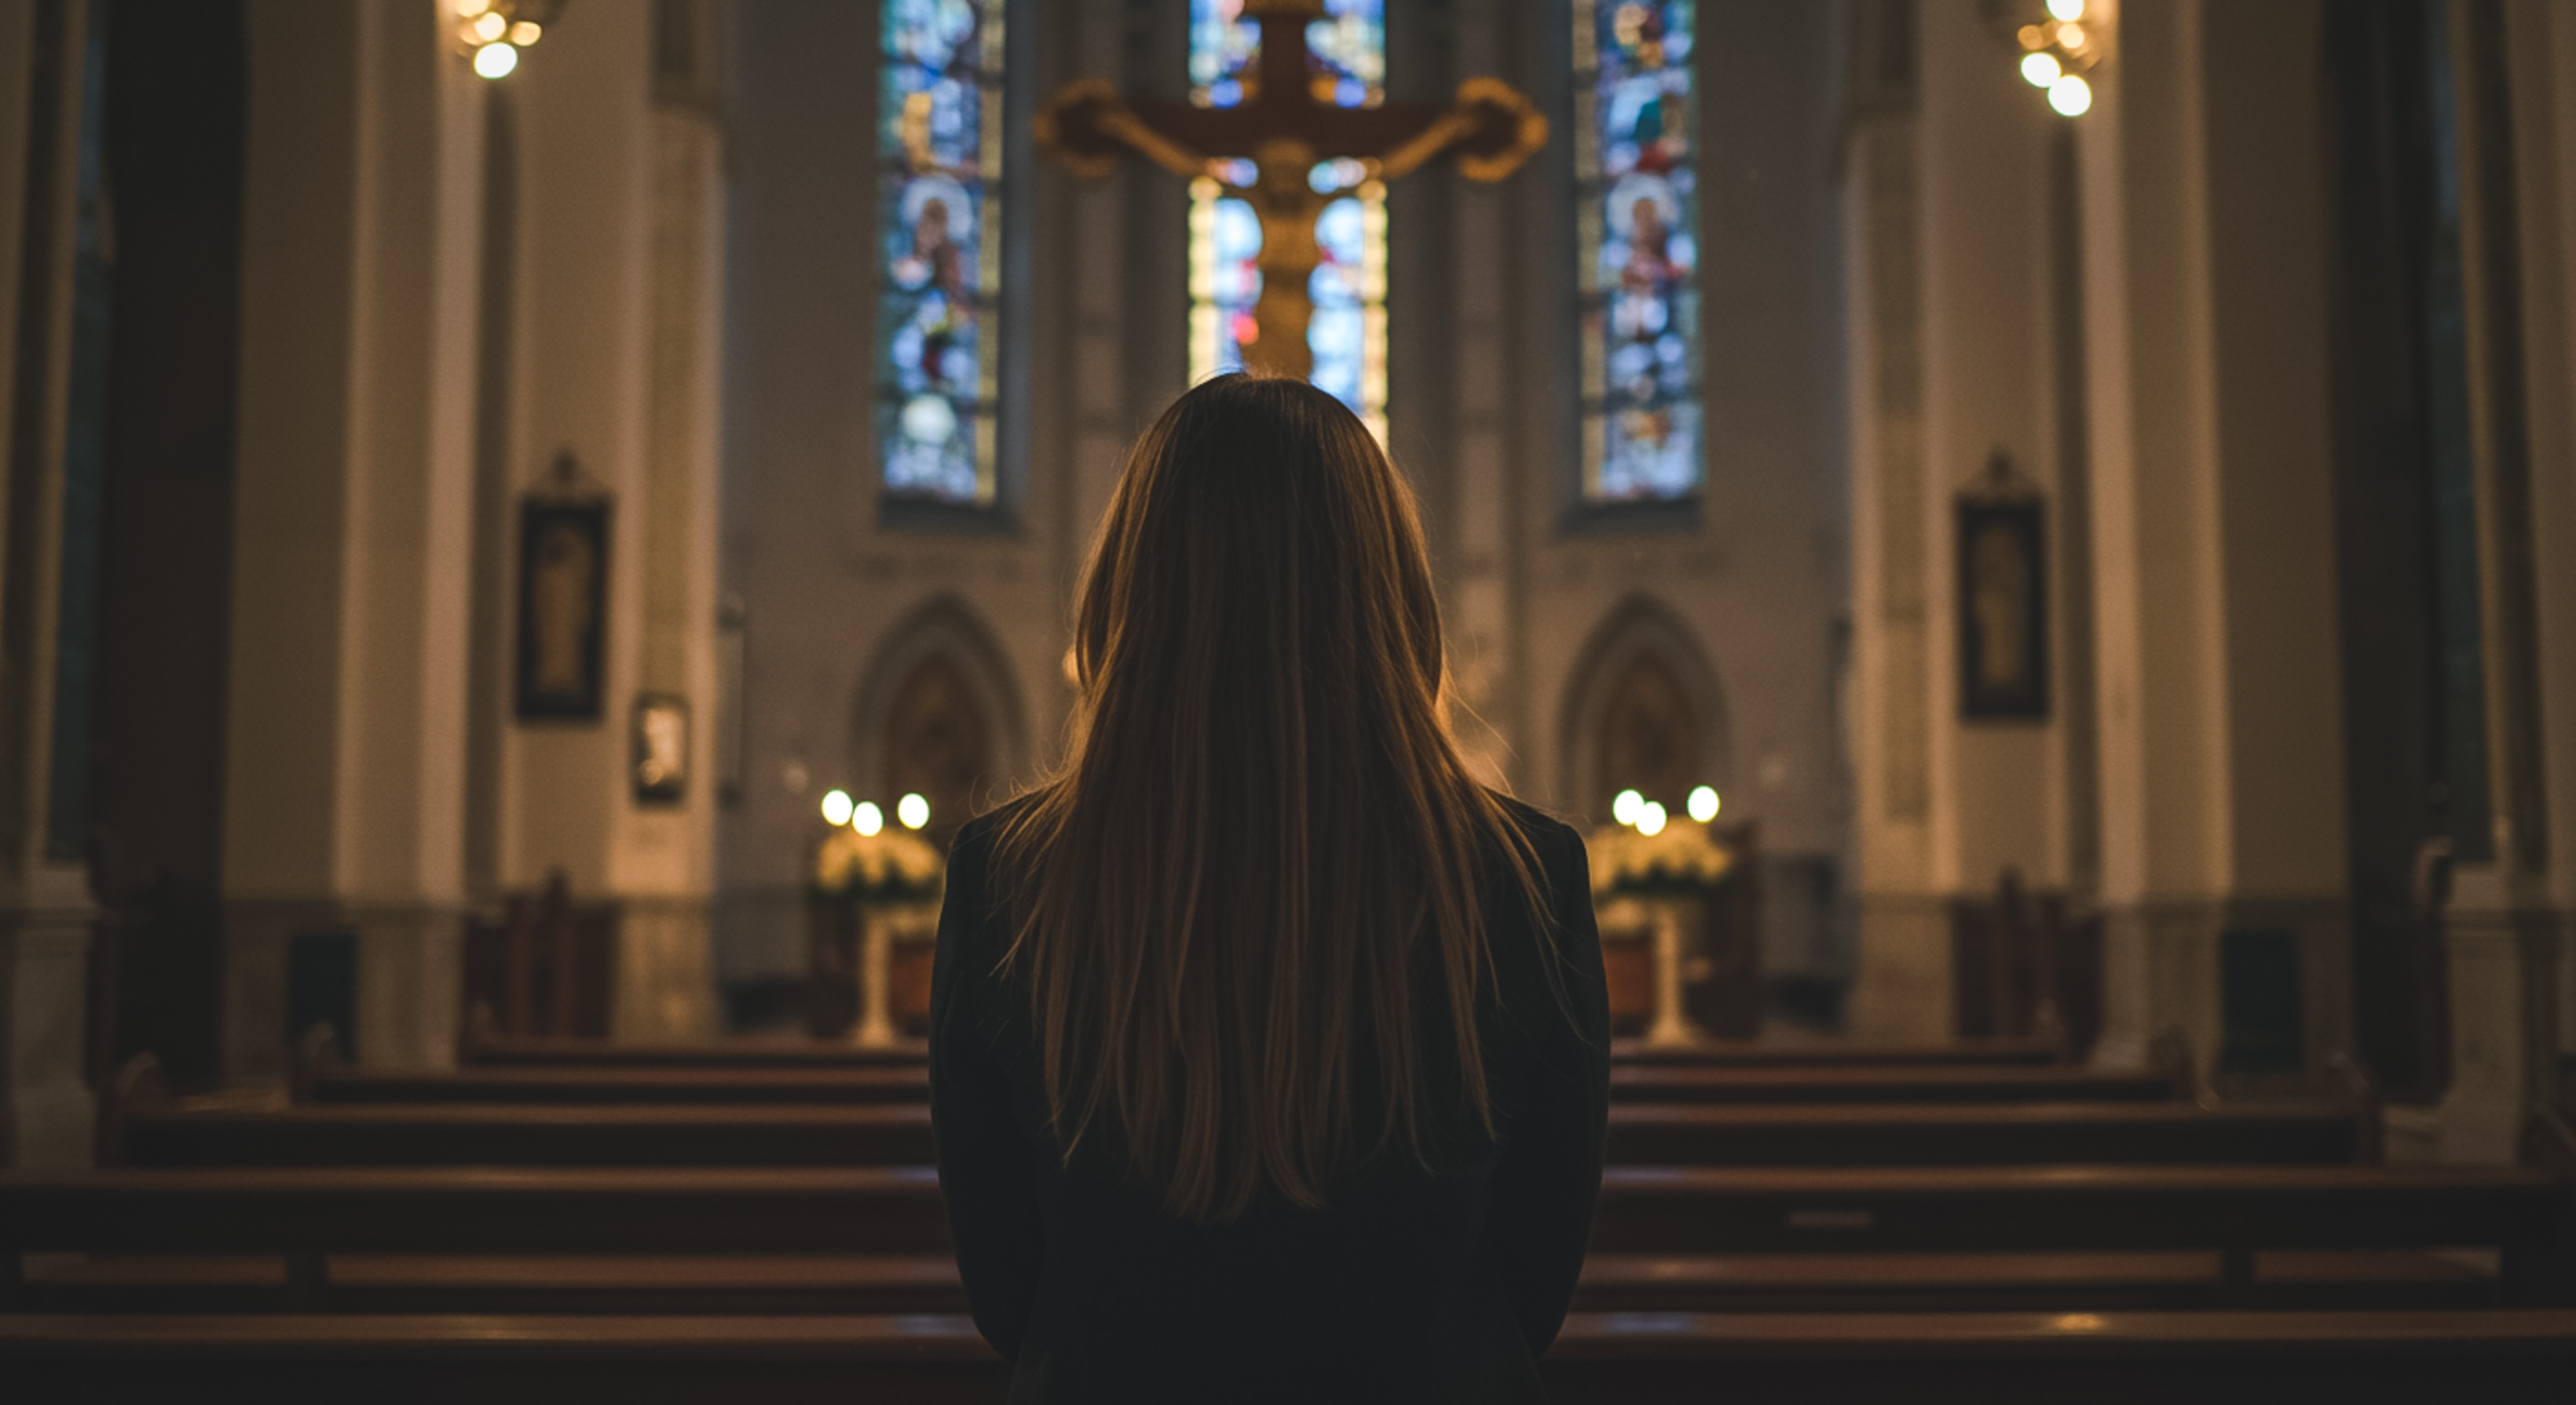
[1589,794,1763,1044]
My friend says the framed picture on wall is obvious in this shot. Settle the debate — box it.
[632,692,690,806]
[1955,493,2048,721]
[515,497,611,721]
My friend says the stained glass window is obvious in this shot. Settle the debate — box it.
[878,0,1004,507]
[1576,0,1701,502]
[1187,0,1388,440]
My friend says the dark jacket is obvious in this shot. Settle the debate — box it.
[929,800,1609,1404]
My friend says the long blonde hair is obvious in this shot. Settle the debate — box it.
[995,376,1545,1222]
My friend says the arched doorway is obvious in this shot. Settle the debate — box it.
[879,652,992,853]
[1559,596,1730,822]
[848,595,1028,849]
[1558,598,1755,1038]
[1593,650,1702,819]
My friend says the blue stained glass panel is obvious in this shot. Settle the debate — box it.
[1190,0,1384,109]
[1307,196,1367,409]
[1188,1,1387,436]
[1190,0,1259,107]
[879,0,1003,506]
[1305,0,1385,108]
[1190,189,1266,379]
[1577,0,1702,502]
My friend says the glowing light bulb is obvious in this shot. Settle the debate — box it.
[1611,789,1645,826]
[509,21,542,45]
[821,789,854,826]
[898,793,931,830]
[455,0,492,15]
[1637,801,1668,837]
[1688,786,1721,824]
[2057,22,2085,49]
[2021,52,2062,88]
[854,802,885,836]
[2050,74,2093,116]
[472,10,507,41]
[473,41,519,78]
[2046,0,2085,21]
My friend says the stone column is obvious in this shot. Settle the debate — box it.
[224,0,484,1079]
[2516,0,2576,1118]
[484,0,718,1040]
[2077,0,2351,1076]
[2425,0,2575,1160]
[608,2,728,1042]
[1444,0,1521,788]
[0,0,100,1164]
[1842,2,1939,1040]
[1855,0,2103,1040]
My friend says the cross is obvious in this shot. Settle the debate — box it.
[1036,0,1546,381]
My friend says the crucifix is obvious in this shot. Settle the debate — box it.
[1036,0,1547,381]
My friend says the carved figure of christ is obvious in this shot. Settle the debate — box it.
[1038,0,1546,382]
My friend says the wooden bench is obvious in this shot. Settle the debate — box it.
[1610,1036,2065,1067]
[452,1032,2064,1071]
[302,1064,934,1107]
[1604,1101,2368,1166]
[19,1245,2513,1317]
[296,1061,2179,1109]
[464,1035,930,1068]
[1607,1064,2185,1105]
[1591,1163,2571,1300]
[9,1162,2563,1303]
[120,1100,2369,1170]
[1538,1307,2576,1404]
[4,1309,2573,1404]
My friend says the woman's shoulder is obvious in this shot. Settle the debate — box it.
[1483,791,1589,870]
[939,794,1047,944]
[948,792,1045,868]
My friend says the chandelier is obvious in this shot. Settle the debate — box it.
[451,0,567,81]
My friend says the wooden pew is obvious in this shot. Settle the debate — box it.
[1590,1163,2571,1300]
[25,1245,2514,1318]
[1603,1102,2367,1167]
[124,1103,941,1169]
[1537,1308,2576,1404]
[1607,1064,2185,1105]
[453,1032,2064,1071]
[121,1100,2369,1170]
[296,1061,2178,1109]
[465,1036,930,1068]
[1610,1036,2064,1067]
[8,1162,2563,1302]
[302,1064,934,1107]
[5,1308,2574,1405]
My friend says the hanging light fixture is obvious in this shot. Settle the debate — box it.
[452,0,567,81]
[1988,0,2102,118]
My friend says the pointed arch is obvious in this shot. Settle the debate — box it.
[1558,595,1730,824]
[849,596,1029,844]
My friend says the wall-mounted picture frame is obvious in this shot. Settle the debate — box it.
[633,692,690,806]
[515,498,611,722]
[1956,494,2049,721]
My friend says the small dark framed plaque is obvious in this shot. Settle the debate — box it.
[1956,495,2048,720]
[632,692,690,806]
[515,498,611,721]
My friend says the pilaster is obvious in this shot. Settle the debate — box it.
[0,0,97,1167]
[2079,0,2352,1074]
[2415,0,2576,1159]
[491,0,719,1040]
[224,0,484,1078]
[1842,3,1934,1039]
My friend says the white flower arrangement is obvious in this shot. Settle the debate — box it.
[813,825,945,900]
[1588,818,1735,897]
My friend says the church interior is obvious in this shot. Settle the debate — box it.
[2,0,2575,1396]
